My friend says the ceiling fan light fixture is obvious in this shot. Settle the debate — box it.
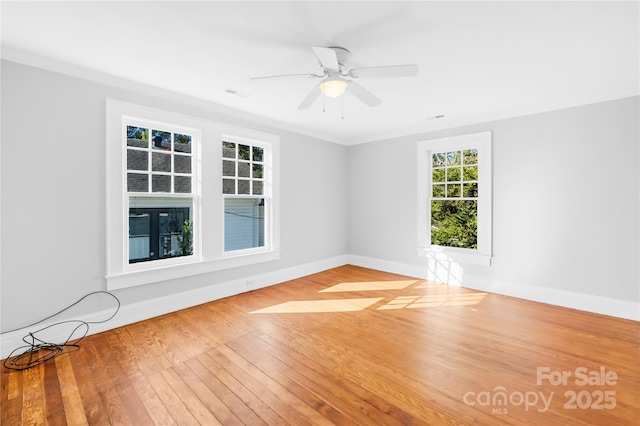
[319,78,348,97]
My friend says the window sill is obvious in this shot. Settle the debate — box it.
[417,246,492,266]
[106,249,280,290]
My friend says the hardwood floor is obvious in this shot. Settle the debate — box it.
[2,265,639,425]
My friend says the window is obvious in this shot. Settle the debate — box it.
[126,123,195,264]
[430,148,478,249]
[129,206,191,263]
[106,100,280,290]
[417,132,492,265]
[222,140,268,252]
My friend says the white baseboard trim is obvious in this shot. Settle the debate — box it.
[346,254,431,280]
[3,254,637,359]
[461,274,640,322]
[346,254,640,322]
[1,255,348,360]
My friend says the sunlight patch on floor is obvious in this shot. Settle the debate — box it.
[413,281,446,289]
[319,280,420,293]
[250,298,385,314]
[377,293,487,310]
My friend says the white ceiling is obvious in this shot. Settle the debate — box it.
[2,1,638,145]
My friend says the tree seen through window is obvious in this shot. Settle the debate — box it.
[431,149,478,249]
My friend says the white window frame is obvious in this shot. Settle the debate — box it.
[123,116,200,270]
[417,131,492,266]
[106,100,280,290]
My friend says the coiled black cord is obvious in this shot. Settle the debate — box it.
[2,291,120,370]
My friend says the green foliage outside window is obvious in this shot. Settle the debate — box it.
[430,148,478,249]
[431,200,477,249]
[178,219,193,256]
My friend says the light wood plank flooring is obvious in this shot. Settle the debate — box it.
[2,265,639,425]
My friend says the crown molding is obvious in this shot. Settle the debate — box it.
[2,48,637,147]
[0,48,345,145]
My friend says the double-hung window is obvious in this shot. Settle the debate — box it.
[106,100,280,290]
[126,123,196,264]
[417,131,492,265]
[222,139,270,253]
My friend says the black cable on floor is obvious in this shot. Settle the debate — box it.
[2,291,120,371]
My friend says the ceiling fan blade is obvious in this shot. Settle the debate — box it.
[251,73,320,82]
[346,81,382,107]
[349,64,419,79]
[312,46,340,71]
[297,85,322,110]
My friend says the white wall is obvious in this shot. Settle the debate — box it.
[348,96,639,318]
[0,60,349,333]
[1,58,637,355]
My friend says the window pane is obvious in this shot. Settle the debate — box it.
[447,184,461,198]
[129,206,192,263]
[463,182,478,198]
[152,130,171,151]
[238,162,250,178]
[174,134,192,153]
[223,179,235,194]
[174,155,191,174]
[252,164,263,179]
[223,160,236,177]
[223,142,236,158]
[432,184,445,198]
[127,149,148,171]
[127,173,148,192]
[252,146,264,162]
[463,149,478,165]
[432,168,445,183]
[432,153,446,167]
[152,152,171,172]
[431,200,477,249]
[129,212,150,261]
[127,126,148,148]
[224,198,264,251]
[253,181,263,195]
[174,176,191,193]
[152,175,171,192]
[446,168,461,182]
[463,166,478,181]
[238,179,250,195]
[238,144,251,160]
[447,151,461,166]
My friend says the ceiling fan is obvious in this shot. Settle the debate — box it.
[251,46,419,110]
